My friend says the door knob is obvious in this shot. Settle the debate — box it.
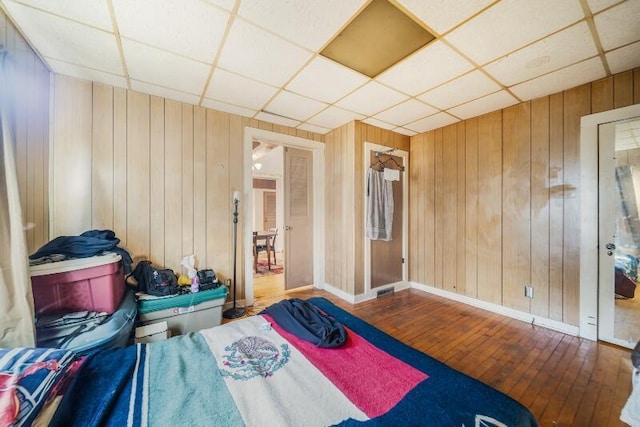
[284,225,292,231]
[605,243,616,250]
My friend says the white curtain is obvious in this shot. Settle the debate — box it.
[0,48,36,347]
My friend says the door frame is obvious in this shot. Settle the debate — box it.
[363,142,409,297]
[580,104,640,342]
[243,127,325,306]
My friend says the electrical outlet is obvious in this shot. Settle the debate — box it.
[524,285,534,298]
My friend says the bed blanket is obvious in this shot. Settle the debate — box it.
[49,297,538,426]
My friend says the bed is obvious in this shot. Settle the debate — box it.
[2,297,538,426]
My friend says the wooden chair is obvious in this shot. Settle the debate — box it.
[255,228,278,270]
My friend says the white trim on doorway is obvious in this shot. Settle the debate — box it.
[362,142,409,297]
[242,127,325,307]
[579,104,640,342]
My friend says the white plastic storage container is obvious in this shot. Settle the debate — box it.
[137,287,227,337]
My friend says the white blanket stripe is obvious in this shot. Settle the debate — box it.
[199,316,368,427]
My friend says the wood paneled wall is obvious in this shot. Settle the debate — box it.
[1,9,51,254]
[51,75,322,300]
[324,121,409,295]
[409,67,640,326]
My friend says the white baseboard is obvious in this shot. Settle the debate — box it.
[410,281,580,337]
[244,280,579,338]
[322,282,358,303]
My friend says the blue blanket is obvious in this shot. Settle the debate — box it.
[48,298,538,426]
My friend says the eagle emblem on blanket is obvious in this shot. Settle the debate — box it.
[220,336,290,380]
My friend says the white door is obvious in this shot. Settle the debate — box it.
[598,119,640,349]
[284,147,313,289]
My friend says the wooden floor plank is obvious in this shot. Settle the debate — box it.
[239,285,632,426]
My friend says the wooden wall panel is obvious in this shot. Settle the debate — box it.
[192,106,207,275]
[164,100,182,268]
[548,92,564,322]
[476,111,503,305]
[614,70,634,108]
[206,110,230,282]
[126,91,151,260]
[465,118,479,298]
[149,96,165,265]
[591,77,613,113]
[635,69,640,103]
[562,85,590,326]
[423,132,436,286]
[182,105,194,259]
[502,103,531,313]
[52,75,92,237]
[434,129,444,288]
[530,97,551,318]
[346,121,356,294]
[91,84,114,231]
[442,125,457,292]
[229,115,245,295]
[409,69,638,326]
[409,137,420,282]
[112,88,128,248]
[456,123,466,295]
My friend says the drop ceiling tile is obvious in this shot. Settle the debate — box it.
[393,127,417,136]
[123,39,210,95]
[587,0,621,13]
[2,1,122,74]
[448,90,519,120]
[4,0,112,30]
[510,57,606,101]
[206,69,279,110]
[264,91,328,122]
[255,111,301,128]
[418,70,500,109]
[484,22,598,87]
[445,0,584,65]
[405,112,459,133]
[131,80,200,105]
[46,58,127,88]
[201,99,257,118]
[238,0,366,51]
[377,41,474,95]
[336,81,408,116]
[362,117,395,130]
[594,1,640,51]
[307,106,365,129]
[286,56,369,104]
[297,123,332,135]
[217,19,313,87]
[606,41,640,74]
[397,0,494,34]
[112,0,228,63]
[374,99,438,126]
[202,0,236,11]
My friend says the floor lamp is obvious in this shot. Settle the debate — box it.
[223,190,246,319]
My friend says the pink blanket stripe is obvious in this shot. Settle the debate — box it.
[261,314,428,418]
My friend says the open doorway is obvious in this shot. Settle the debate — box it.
[251,142,285,300]
[243,127,325,308]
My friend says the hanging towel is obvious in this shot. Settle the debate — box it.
[366,169,394,241]
[384,168,400,181]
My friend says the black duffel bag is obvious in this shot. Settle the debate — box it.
[129,261,180,297]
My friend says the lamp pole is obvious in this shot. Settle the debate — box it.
[223,191,246,319]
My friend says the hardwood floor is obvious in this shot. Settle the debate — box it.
[245,285,634,427]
